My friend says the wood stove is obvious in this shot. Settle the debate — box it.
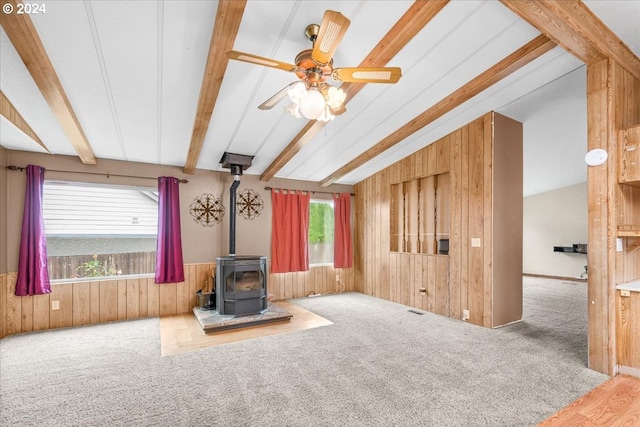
[215,152,268,316]
[216,255,267,316]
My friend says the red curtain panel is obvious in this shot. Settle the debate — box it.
[271,189,310,273]
[155,177,185,284]
[334,193,352,268]
[15,165,51,296]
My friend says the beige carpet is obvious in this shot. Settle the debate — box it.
[0,279,609,426]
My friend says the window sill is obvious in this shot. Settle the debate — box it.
[50,273,155,285]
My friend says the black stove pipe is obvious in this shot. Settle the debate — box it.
[229,166,242,256]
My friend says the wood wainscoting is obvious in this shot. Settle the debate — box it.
[269,264,355,300]
[0,264,355,338]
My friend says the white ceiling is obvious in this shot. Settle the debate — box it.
[1,0,639,197]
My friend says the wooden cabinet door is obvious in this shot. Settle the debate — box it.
[619,125,640,184]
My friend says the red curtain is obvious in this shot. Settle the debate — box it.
[155,177,185,284]
[271,189,310,273]
[15,165,51,296]
[334,193,352,268]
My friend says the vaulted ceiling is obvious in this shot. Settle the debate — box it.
[1,1,639,196]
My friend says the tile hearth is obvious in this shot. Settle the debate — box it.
[193,302,293,333]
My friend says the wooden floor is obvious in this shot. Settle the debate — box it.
[159,300,332,356]
[160,300,640,426]
[538,374,640,426]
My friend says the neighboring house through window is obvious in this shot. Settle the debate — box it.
[43,182,158,280]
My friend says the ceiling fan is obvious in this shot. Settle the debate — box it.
[226,10,402,121]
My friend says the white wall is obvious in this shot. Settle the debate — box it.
[523,182,587,278]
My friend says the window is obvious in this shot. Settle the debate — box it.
[43,182,158,280]
[308,199,334,265]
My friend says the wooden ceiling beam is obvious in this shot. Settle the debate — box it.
[320,34,556,187]
[259,0,450,182]
[183,0,247,174]
[0,90,50,153]
[0,0,96,164]
[500,0,640,80]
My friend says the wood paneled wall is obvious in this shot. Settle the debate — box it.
[587,59,640,375]
[0,264,354,338]
[269,265,355,301]
[390,174,450,254]
[389,253,449,313]
[354,112,522,328]
[0,264,214,337]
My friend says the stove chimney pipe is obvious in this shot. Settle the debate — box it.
[229,174,240,256]
[220,152,254,257]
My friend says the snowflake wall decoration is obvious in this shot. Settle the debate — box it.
[236,188,264,220]
[189,193,224,227]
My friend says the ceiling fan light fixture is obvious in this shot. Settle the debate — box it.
[287,81,308,105]
[298,88,326,120]
[228,9,401,122]
[326,86,346,109]
[285,102,301,118]
[286,82,345,121]
[317,106,335,122]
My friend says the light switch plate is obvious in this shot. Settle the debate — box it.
[471,238,481,248]
[616,238,623,252]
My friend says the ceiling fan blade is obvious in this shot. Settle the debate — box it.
[227,50,297,72]
[312,10,350,66]
[332,67,402,83]
[258,82,298,110]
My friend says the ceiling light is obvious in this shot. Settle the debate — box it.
[299,88,326,120]
[325,85,346,109]
[317,107,335,122]
[284,102,301,118]
[585,148,608,166]
[286,81,345,121]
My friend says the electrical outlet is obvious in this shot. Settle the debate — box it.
[51,300,60,310]
[335,274,340,282]
[462,309,469,320]
[471,238,481,248]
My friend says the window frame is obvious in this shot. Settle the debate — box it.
[42,180,159,282]
[308,198,335,266]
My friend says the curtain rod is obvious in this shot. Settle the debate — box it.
[264,186,353,196]
[6,165,188,183]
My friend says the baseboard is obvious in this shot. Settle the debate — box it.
[492,318,523,329]
[618,365,640,379]
[523,273,587,283]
